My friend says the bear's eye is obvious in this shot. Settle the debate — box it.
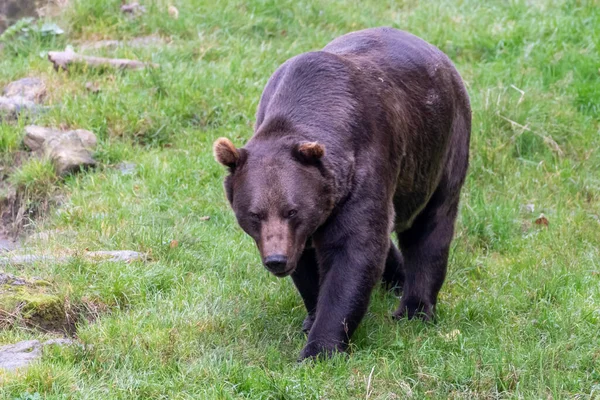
[286,209,298,218]
[249,212,261,221]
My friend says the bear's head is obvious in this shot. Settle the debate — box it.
[213,136,333,277]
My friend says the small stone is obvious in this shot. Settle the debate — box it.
[116,162,136,175]
[86,250,147,263]
[522,203,535,213]
[2,78,47,103]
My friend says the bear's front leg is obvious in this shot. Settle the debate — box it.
[290,247,320,334]
[299,207,390,360]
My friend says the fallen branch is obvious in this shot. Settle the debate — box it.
[47,49,158,71]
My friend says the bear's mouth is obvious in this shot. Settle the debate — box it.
[270,266,296,278]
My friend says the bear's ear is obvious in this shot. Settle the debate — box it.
[213,137,240,169]
[293,141,325,163]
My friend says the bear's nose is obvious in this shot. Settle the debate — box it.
[264,254,288,273]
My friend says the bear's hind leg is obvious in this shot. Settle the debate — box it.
[382,241,404,294]
[394,187,460,321]
[291,247,320,333]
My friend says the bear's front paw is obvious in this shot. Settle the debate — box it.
[298,339,346,361]
[301,313,315,334]
[393,296,435,321]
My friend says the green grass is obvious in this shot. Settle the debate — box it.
[1,0,599,398]
[9,157,58,197]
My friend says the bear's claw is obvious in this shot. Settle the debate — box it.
[393,296,435,321]
[298,340,346,361]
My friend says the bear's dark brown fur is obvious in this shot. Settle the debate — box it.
[214,27,471,360]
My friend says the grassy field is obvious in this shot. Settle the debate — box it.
[1,0,599,398]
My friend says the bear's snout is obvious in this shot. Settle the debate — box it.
[263,254,289,276]
[259,218,296,276]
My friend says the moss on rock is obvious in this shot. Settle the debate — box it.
[0,272,67,332]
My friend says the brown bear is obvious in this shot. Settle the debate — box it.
[214,27,471,360]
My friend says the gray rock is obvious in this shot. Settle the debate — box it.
[69,129,97,150]
[2,77,46,103]
[0,254,64,266]
[116,162,136,175]
[0,78,47,120]
[0,272,27,285]
[27,229,77,243]
[23,125,58,151]
[43,338,74,347]
[0,338,75,371]
[521,203,535,213]
[0,95,39,117]
[0,340,42,371]
[24,125,97,152]
[0,250,146,266]
[24,125,98,176]
[46,131,96,176]
[86,250,147,263]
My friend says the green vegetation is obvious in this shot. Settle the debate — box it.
[9,157,58,197]
[1,0,599,398]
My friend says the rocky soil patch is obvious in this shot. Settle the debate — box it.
[0,271,70,333]
[0,250,145,338]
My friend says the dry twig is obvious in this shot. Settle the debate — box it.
[48,49,158,71]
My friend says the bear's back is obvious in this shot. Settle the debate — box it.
[322,27,451,80]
